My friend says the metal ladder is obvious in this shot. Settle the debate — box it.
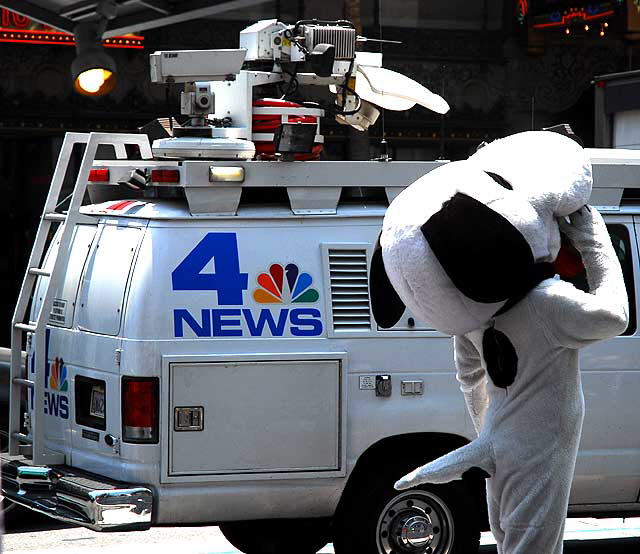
[9,132,153,466]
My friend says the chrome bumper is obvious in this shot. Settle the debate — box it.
[1,453,153,531]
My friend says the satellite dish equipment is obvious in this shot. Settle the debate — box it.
[356,65,450,114]
[147,20,453,158]
[353,70,414,112]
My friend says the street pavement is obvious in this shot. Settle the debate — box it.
[3,515,640,553]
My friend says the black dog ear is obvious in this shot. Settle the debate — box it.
[421,193,533,304]
[370,234,406,329]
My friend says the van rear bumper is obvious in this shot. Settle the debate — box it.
[0,453,153,531]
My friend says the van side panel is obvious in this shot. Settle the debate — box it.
[62,210,640,523]
[112,215,472,521]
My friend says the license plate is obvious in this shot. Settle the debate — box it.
[90,386,105,419]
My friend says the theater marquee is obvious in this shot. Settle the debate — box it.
[0,8,143,48]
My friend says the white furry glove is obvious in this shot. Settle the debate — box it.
[540,206,629,347]
[559,206,627,311]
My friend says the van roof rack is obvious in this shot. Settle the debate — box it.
[586,148,640,210]
[84,147,640,216]
[88,158,449,215]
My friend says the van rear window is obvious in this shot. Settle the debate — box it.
[75,225,142,336]
[608,224,636,336]
[35,224,97,328]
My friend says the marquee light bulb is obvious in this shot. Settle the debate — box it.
[565,27,570,35]
[76,68,112,94]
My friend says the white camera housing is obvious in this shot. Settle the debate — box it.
[150,49,247,83]
[181,82,215,116]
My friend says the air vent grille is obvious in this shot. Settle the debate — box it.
[304,26,356,60]
[328,248,371,332]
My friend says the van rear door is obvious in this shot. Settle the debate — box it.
[30,223,98,458]
[70,222,145,472]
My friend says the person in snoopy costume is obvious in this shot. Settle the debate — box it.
[369,130,629,554]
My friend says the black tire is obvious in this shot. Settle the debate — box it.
[333,465,481,554]
[220,518,330,554]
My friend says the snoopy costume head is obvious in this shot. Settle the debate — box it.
[371,131,592,335]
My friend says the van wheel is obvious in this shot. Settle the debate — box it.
[333,470,480,554]
[220,518,330,554]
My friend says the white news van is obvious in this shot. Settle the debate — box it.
[3,20,640,554]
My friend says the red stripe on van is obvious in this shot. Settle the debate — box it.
[107,200,136,211]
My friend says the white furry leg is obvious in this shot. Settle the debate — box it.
[394,438,495,490]
[487,481,505,554]
[499,477,569,554]
[500,523,564,554]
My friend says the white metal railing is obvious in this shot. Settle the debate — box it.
[9,132,152,465]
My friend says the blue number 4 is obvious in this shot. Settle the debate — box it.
[172,233,248,305]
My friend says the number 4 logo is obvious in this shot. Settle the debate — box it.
[172,233,248,305]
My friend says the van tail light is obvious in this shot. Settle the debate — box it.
[89,168,110,182]
[150,169,180,183]
[122,377,159,443]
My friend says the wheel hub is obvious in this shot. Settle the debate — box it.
[376,490,454,554]
[400,514,434,548]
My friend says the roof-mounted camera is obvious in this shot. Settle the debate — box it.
[148,19,450,160]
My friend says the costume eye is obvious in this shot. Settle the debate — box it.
[485,171,513,191]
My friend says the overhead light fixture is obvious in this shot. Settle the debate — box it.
[71,20,116,96]
[71,1,118,97]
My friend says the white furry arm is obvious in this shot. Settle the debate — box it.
[454,335,488,435]
[543,207,628,348]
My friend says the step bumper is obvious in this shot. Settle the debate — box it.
[1,453,153,531]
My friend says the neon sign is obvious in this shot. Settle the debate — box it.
[532,7,614,28]
[2,9,29,28]
[0,8,143,48]
[517,0,529,24]
[528,1,618,30]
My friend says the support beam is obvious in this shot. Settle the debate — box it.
[2,0,272,37]
[103,0,270,37]
[136,0,172,15]
[60,0,99,19]
[63,0,172,22]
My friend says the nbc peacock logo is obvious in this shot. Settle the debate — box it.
[49,357,69,392]
[254,263,319,304]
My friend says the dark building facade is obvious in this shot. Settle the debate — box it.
[2,0,640,343]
